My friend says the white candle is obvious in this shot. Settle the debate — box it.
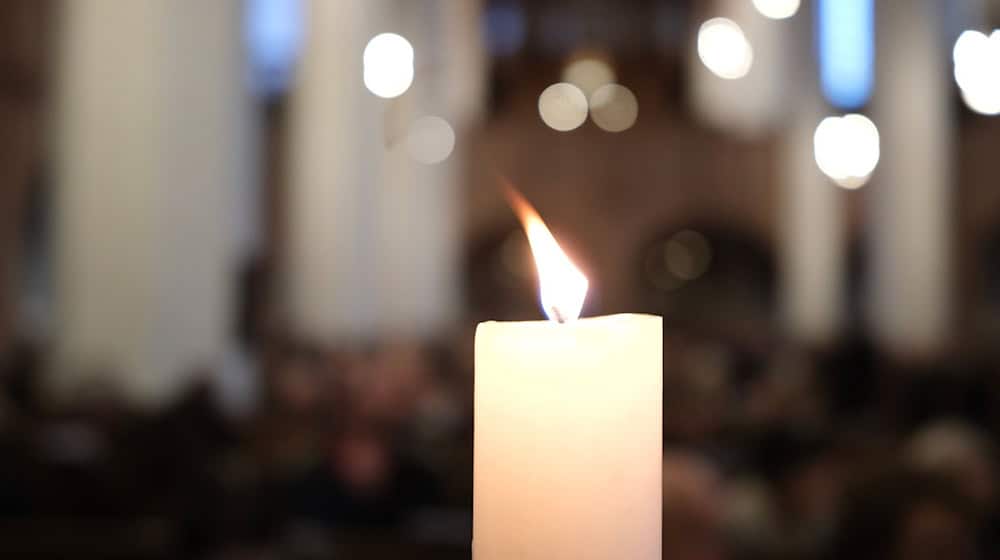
[473,184,662,559]
[474,314,662,559]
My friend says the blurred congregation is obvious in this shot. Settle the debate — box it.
[2,0,1000,558]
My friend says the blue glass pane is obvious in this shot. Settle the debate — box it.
[483,1,526,57]
[247,0,304,96]
[817,0,875,110]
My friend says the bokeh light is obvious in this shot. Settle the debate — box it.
[666,230,713,281]
[645,230,713,291]
[562,55,615,97]
[363,33,414,98]
[953,30,1000,116]
[953,30,995,93]
[589,84,638,132]
[500,230,533,281]
[961,88,1000,117]
[697,18,754,80]
[751,0,800,20]
[406,116,455,164]
[813,113,880,189]
[538,83,588,131]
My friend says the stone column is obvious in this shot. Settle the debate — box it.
[53,0,249,407]
[285,0,382,340]
[868,0,954,356]
[286,0,482,341]
[780,1,846,344]
[689,0,791,137]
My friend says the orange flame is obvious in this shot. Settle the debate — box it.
[502,180,588,322]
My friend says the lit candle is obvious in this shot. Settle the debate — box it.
[473,185,662,559]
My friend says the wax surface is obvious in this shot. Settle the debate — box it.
[474,314,662,560]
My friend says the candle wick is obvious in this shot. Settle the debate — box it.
[548,306,568,324]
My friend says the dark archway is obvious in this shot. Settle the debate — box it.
[635,223,777,343]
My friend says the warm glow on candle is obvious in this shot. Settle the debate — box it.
[502,181,589,322]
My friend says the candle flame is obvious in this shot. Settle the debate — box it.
[502,180,589,322]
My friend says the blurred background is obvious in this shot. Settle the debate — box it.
[1,0,1000,558]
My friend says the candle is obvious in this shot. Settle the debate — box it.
[473,185,662,559]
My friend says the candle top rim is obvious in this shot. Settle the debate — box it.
[477,313,661,328]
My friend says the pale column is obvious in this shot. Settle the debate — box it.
[781,104,845,344]
[373,0,448,336]
[689,0,791,137]
[286,0,381,339]
[288,0,480,340]
[53,0,248,407]
[440,0,487,128]
[869,0,954,355]
[780,2,845,344]
[372,0,481,336]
